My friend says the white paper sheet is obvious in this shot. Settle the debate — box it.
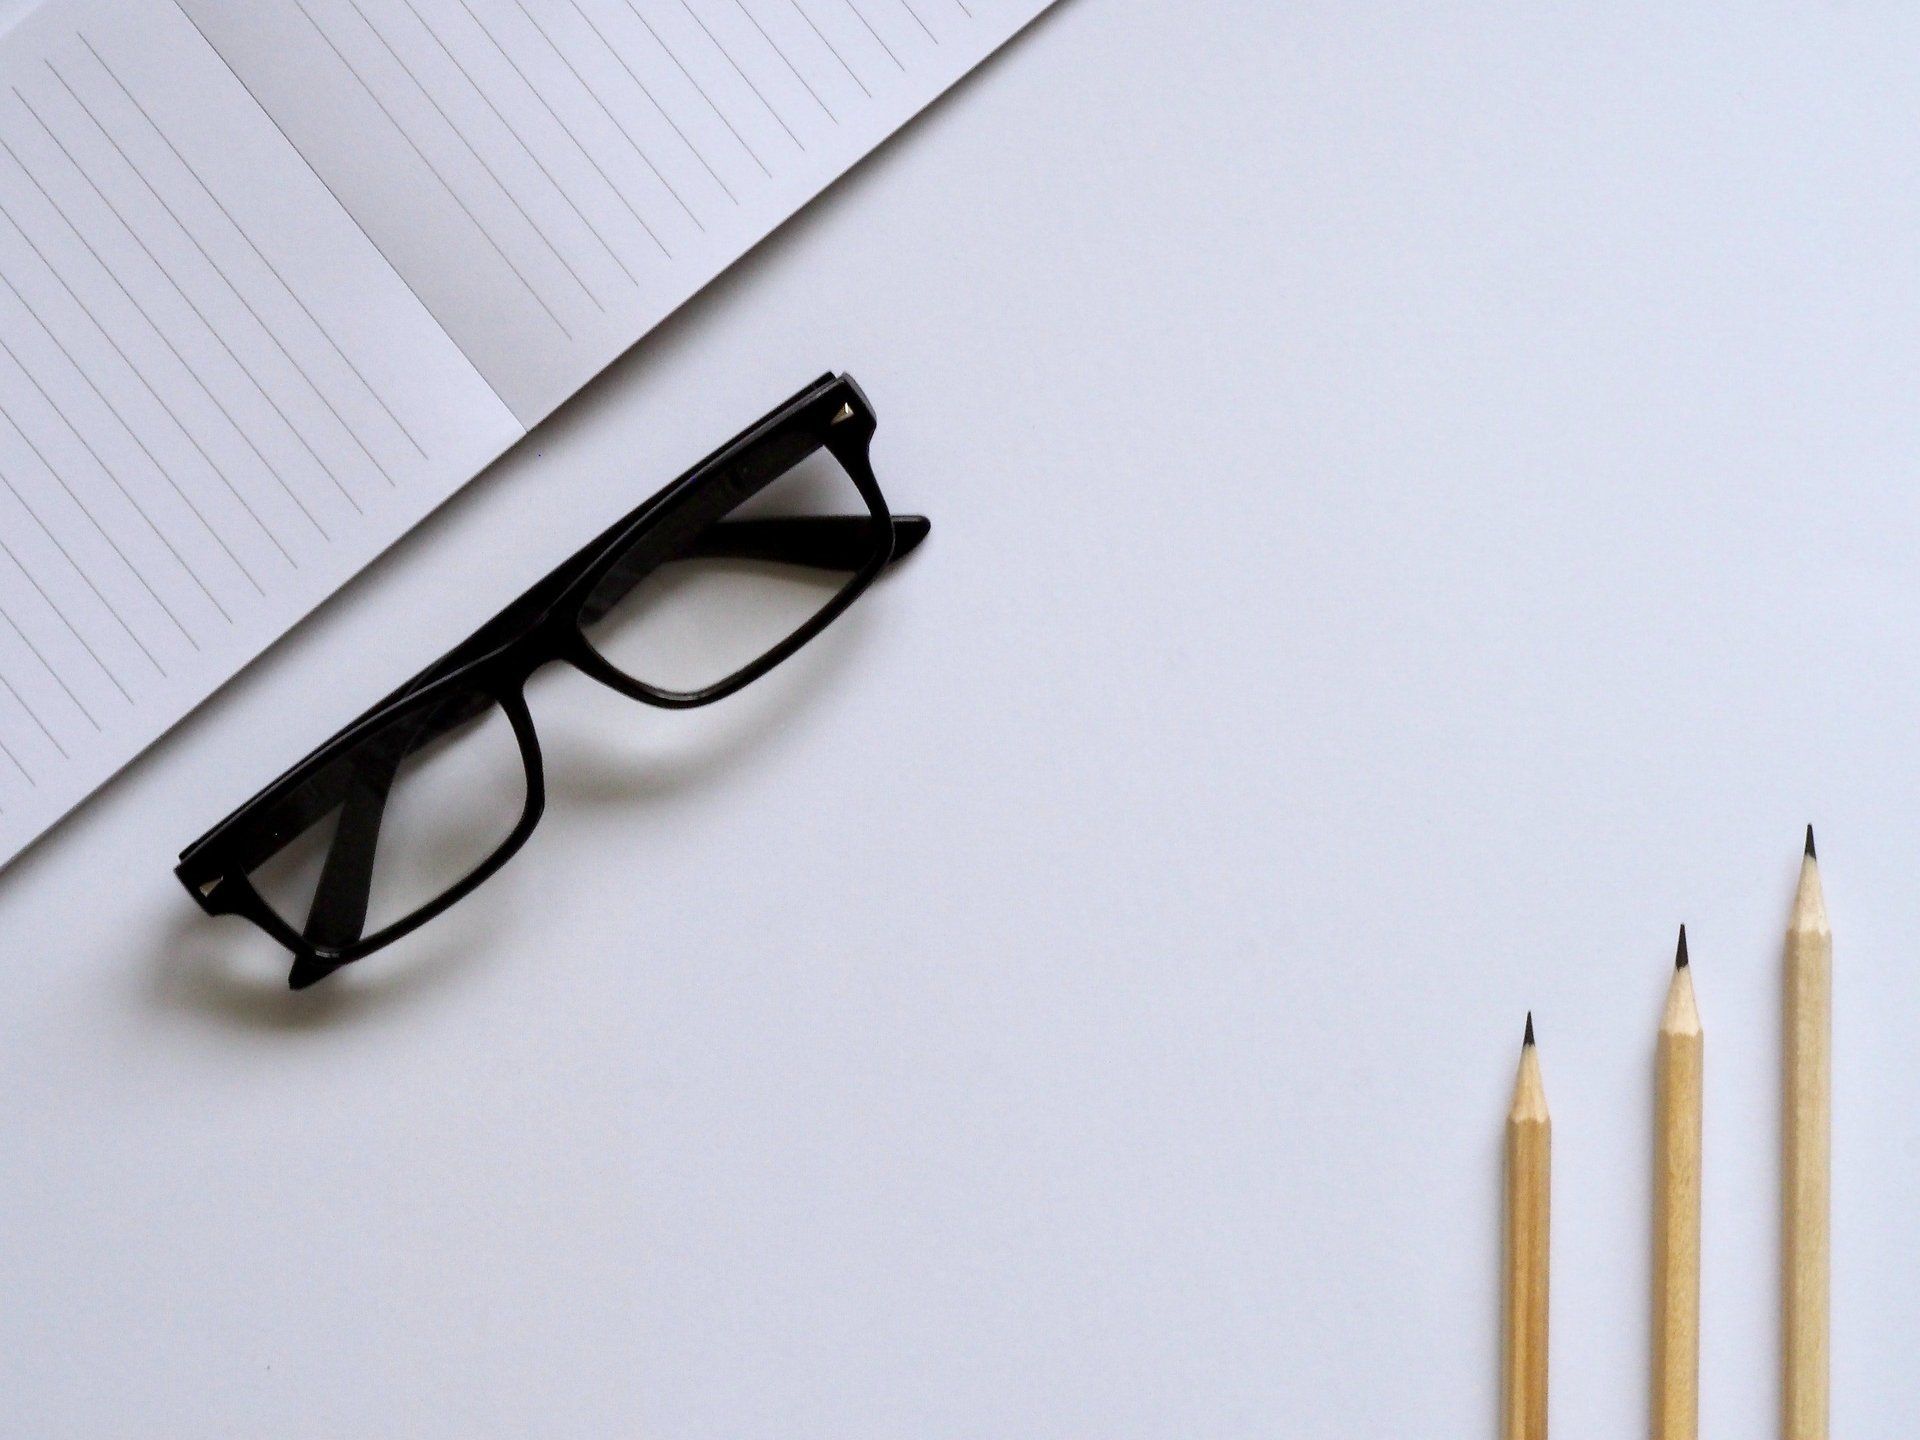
[0,0,521,870]
[178,0,1056,423]
[0,0,1054,871]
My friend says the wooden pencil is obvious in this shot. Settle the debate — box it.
[1784,826,1830,1440]
[1654,926,1703,1440]
[1504,1014,1551,1440]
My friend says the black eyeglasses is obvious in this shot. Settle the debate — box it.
[176,374,926,989]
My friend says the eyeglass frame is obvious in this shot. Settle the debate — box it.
[175,372,926,988]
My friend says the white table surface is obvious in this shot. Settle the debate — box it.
[2,1,1916,1433]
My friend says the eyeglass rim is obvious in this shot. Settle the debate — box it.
[174,373,898,975]
[206,685,548,979]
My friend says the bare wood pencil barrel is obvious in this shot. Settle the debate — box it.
[1654,929,1702,1440]
[1504,1017,1551,1440]
[1784,832,1830,1440]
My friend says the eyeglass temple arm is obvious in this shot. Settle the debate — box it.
[685,514,929,568]
[299,706,437,954]
[300,748,401,953]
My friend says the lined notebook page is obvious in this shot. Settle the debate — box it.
[0,0,1048,870]
[178,0,1052,422]
[0,0,521,868]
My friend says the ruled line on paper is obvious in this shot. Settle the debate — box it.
[0,0,535,864]
[46,60,403,493]
[19,82,364,517]
[0,604,82,743]
[679,1,804,152]
[0,731,30,786]
[172,0,980,424]
[13,85,363,523]
[623,2,771,179]
[0,235,259,602]
[0,666,64,756]
[84,54,429,468]
[394,0,644,286]
[451,0,677,257]
[622,6,749,201]
[0,668,84,805]
[2,0,1049,861]
[0,393,172,680]
[897,0,937,45]
[0,28,413,670]
[844,1,905,71]
[0,130,319,560]
[0,534,119,716]
[734,0,836,124]
[788,0,870,97]
[0,261,235,622]
[514,0,718,221]
[338,0,607,315]
[0,328,199,657]
[165,0,531,459]
[578,0,745,199]
[79,33,429,467]
[0,208,303,574]
[290,0,576,341]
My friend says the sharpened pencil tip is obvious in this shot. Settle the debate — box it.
[1805,824,1817,860]
[1676,924,1689,969]
[1523,1011,1535,1048]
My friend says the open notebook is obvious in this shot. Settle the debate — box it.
[0,0,1051,871]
